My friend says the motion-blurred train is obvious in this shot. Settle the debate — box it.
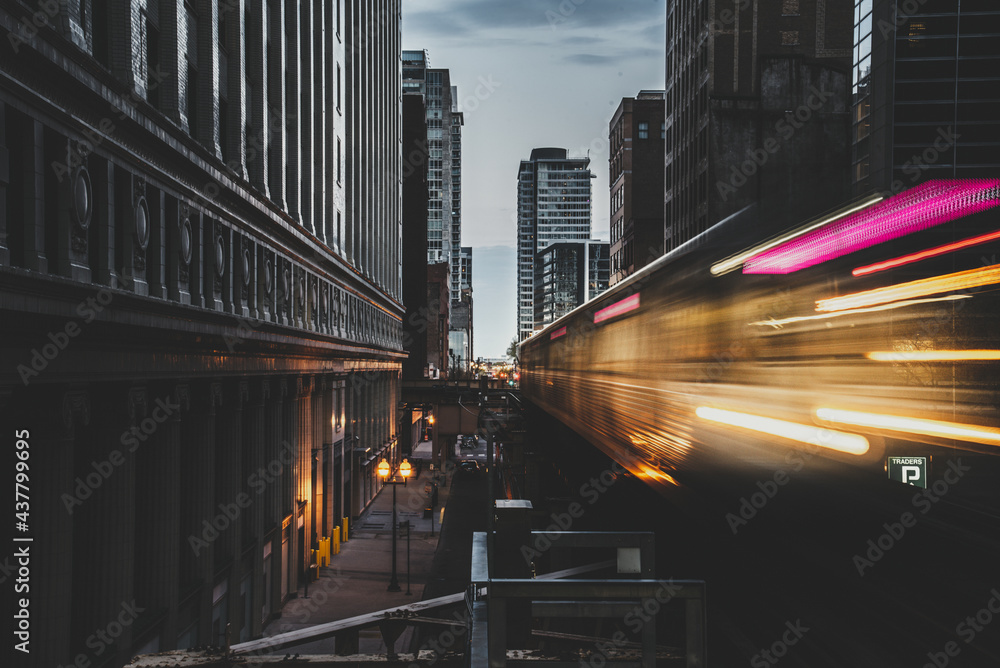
[520,179,1000,486]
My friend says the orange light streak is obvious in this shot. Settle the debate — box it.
[816,408,1000,447]
[816,264,1000,312]
[867,350,1000,362]
[853,228,1000,277]
[696,407,870,455]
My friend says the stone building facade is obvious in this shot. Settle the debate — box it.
[0,0,402,665]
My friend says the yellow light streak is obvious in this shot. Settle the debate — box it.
[816,408,1000,446]
[867,350,1000,362]
[816,264,1000,313]
[749,294,970,329]
[710,194,883,276]
[695,407,870,455]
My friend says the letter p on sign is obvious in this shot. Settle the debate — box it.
[887,456,927,488]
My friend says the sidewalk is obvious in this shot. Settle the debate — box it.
[260,441,457,655]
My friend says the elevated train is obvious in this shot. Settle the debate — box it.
[520,180,1000,489]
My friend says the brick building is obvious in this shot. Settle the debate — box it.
[609,91,665,286]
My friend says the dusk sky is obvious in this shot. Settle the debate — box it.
[401,0,667,358]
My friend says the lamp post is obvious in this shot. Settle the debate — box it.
[377,457,411,592]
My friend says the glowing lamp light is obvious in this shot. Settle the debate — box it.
[550,326,567,340]
[399,459,412,478]
[594,293,640,324]
[816,263,1000,312]
[377,458,390,478]
[742,179,1000,274]
[695,406,869,455]
[816,408,1000,448]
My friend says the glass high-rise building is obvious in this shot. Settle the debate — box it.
[534,240,610,328]
[517,148,594,340]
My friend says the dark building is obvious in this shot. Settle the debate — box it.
[401,51,463,285]
[665,0,853,252]
[852,0,1000,197]
[534,240,610,328]
[449,287,473,375]
[426,261,451,379]
[0,1,402,665]
[609,91,665,286]
[450,246,473,373]
[402,94,430,382]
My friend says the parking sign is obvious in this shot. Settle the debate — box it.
[887,456,928,488]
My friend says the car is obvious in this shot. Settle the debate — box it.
[456,460,482,475]
[461,435,478,449]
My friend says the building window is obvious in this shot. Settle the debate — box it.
[782,0,799,15]
[638,122,649,139]
[781,30,800,45]
[661,122,666,139]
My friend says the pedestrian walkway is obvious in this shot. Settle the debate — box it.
[260,442,457,655]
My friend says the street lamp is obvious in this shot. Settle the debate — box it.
[377,457,411,592]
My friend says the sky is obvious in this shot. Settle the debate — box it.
[401,0,667,358]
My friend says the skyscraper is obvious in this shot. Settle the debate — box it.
[402,50,464,281]
[852,0,1000,197]
[664,0,853,252]
[517,148,594,340]
[609,91,665,286]
[450,87,466,297]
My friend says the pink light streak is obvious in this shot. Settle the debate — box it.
[550,326,567,340]
[742,180,1000,274]
[594,293,640,324]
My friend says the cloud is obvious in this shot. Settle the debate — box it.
[404,0,665,41]
[564,53,617,66]
[563,46,664,66]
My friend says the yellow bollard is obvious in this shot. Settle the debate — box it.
[332,527,341,555]
[322,537,330,565]
[318,538,326,567]
[342,516,349,542]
